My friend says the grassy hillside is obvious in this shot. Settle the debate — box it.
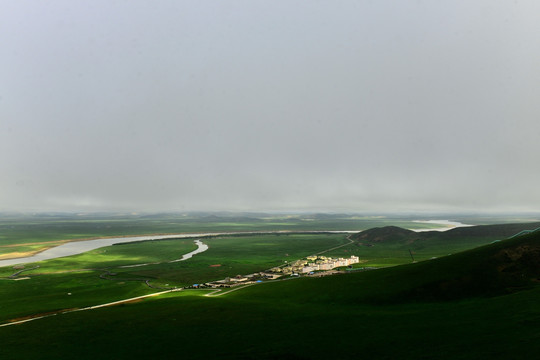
[1,230,540,359]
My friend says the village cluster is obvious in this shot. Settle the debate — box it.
[188,255,360,289]
[270,255,360,275]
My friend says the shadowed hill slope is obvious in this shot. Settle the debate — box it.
[274,227,540,304]
[397,229,540,302]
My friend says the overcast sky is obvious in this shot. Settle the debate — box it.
[1,1,539,214]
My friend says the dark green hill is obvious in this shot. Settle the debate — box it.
[351,225,416,243]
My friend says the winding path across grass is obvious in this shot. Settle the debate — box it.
[0,289,179,328]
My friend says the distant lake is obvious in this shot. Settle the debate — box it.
[412,220,473,232]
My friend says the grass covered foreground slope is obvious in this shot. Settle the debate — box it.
[2,230,540,359]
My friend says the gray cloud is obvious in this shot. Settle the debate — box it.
[1,1,540,213]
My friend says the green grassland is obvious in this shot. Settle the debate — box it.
[0,212,448,256]
[1,229,540,359]
[1,219,539,325]
[1,215,540,359]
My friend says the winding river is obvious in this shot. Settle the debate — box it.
[0,234,213,268]
[118,239,209,268]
